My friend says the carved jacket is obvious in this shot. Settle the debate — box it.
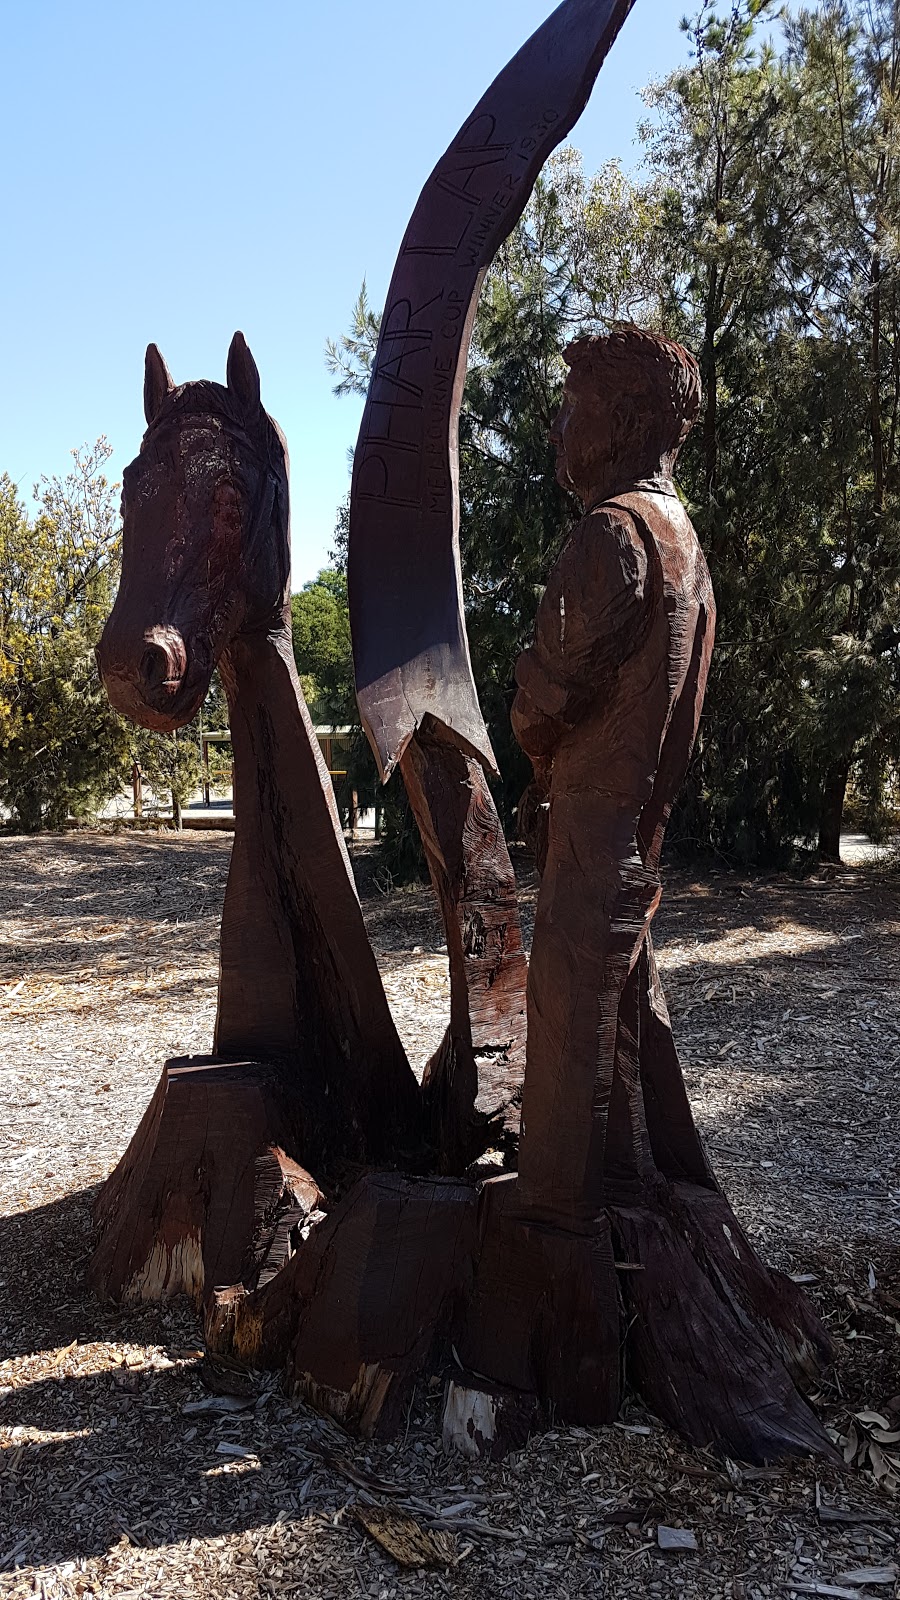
[511,482,715,857]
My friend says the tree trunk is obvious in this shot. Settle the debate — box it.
[818,760,850,862]
[870,254,884,514]
[702,264,720,504]
[171,790,182,831]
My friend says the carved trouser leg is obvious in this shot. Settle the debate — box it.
[399,722,527,1169]
[515,826,660,1218]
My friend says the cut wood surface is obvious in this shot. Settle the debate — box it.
[2,832,899,1596]
[402,723,527,1169]
[88,1057,321,1305]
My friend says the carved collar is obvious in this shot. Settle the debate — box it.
[584,475,679,514]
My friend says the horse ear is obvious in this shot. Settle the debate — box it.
[144,344,174,426]
[227,332,261,416]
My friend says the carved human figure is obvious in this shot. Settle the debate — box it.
[512,327,717,1217]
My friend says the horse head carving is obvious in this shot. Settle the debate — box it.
[96,333,289,731]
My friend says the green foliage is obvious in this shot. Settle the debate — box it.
[326,151,666,850]
[326,0,900,868]
[290,568,385,832]
[0,444,130,831]
[647,0,900,861]
[324,284,381,400]
[0,442,232,832]
[458,151,667,821]
[290,569,355,725]
[134,726,201,823]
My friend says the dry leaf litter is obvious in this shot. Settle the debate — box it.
[0,830,898,1598]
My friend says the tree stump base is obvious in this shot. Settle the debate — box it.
[89,1057,321,1305]
[453,1175,621,1425]
[205,1167,833,1464]
[206,1172,475,1438]
[604,1183,832,1461]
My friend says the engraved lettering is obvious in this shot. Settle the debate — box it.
[515,107,560,162]
[356,452,419,508]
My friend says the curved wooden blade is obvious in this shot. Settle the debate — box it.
[349,0,637,780]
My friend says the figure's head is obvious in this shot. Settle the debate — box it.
[550,326,701,507]
[96,333,290,732]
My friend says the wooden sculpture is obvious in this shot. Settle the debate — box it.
[91,0,834,1467]
[91,335,423,1302]
[204,329,831,1463]
[446,329,832,1460]
[349,0,638,1165]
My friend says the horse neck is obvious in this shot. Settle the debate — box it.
[214,617,360,1059]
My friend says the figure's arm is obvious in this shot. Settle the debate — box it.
[511,507,649,763]
[511,651,578,762]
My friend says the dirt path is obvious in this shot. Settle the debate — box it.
[0,831,898,1598]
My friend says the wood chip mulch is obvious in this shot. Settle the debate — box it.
[0,830,898,1599]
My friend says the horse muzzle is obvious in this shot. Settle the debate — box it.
[96,621,204,732]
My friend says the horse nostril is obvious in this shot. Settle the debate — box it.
[140,643,172,693]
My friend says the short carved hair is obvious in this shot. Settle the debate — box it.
[562,326,702,467]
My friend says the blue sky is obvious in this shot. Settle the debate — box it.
[1,0,691,586]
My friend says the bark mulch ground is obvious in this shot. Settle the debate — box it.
[0,830,898,1599]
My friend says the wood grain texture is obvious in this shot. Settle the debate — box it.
[92,337,424,1302]
[89,207,831,1460]
[349,0,636,780]
[207,1172,476,1438]
[216,623,422,1175]
[506,328,832,1459]
[347,3,632,1159]
[402,723,527,1168]
[88,1057,318,1304]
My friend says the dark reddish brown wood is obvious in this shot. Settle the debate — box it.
[401,723,527,1168]
[349,0,636,781]
[500,326,832,1459]
[177,329,833,1468]
[349,0,638,1156]
[215,622,421,1175]
[455,1173,620,1423]
[608,1190,830,1460]
[88,1057,321,1304]
[92,337,424,1300]
[206,1172,475,1437]
[89,15,832,1471]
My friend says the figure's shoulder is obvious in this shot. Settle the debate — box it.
[607,487,698,547]
[578,499,642,537]
[553,501,649,598]
[564,500,646,560]
[607,488,713,608]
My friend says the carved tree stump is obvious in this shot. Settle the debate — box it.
[91,7,835,1473]
[92,350,425,1306]
[89,1058,321,1304]
[205,1165,832,1465]
[206,1172,475,1437]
